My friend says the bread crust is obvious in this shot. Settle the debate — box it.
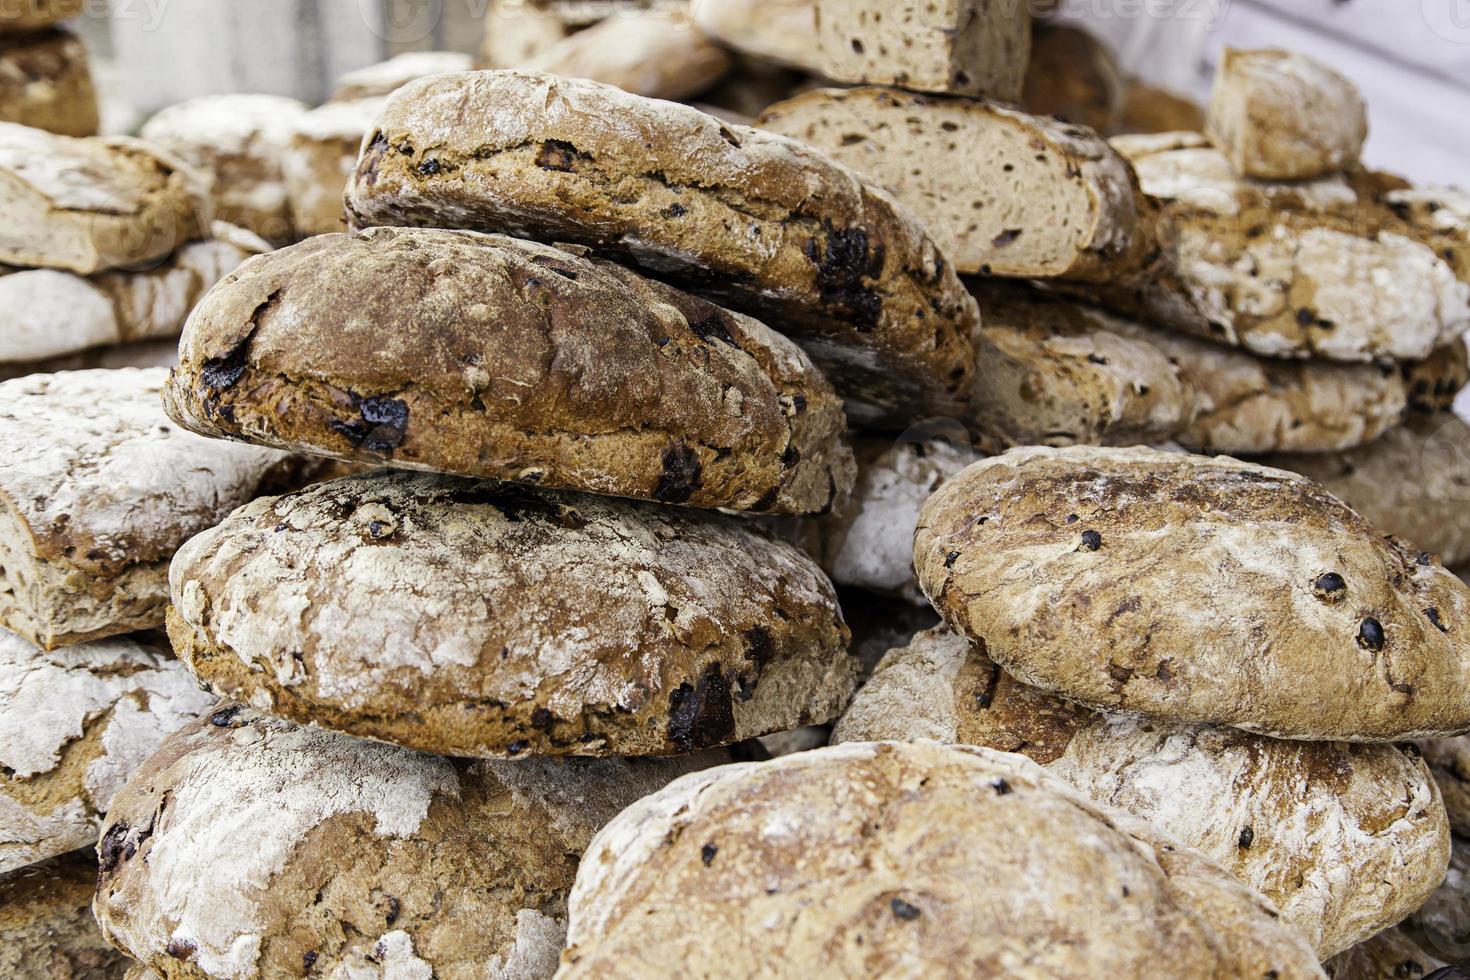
[282,97,382,237]
[1021,23,1124,135]
[1420,735,1470,835]
[834,627,1452,957]
[915,445,1470,741]
[0,851,132,980]
[0,27,98,137]
[94,710,724,979]
[559,741,1325,979]
[690,0,823,74]
[165,227,854,516]
[167,470,856,757]
[344,71,979,425]
[329,50,474,102]
[0,368,304,648]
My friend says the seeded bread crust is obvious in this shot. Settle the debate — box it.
[94,710,724,980]
[0,368,304,649]
[0,628,213,875]
[344,71,979,426]
[966,283,1193,451]
[1207,48,1367,180]
[0,852,132,980]
[0,0,83,33]
[915,446,1470,741]
[0,123,210,274]
[0,27,98,138]
[559,741,1325,979]
[167,470,855,758]
[1263,416,1470,569]
[690,0,823,74]
[815,0,1031,101]
[759,87,1156,281]
[833,627,1451,958]
[165,227,853,516]
[1,222,267,365]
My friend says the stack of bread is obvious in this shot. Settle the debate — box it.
[0,0,97,137]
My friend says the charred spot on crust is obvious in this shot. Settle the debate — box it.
[688,312,738,347]
[97,823,133,876]
[1358,617,1386,651]
[667,663,736,752]
[200,322,263,390]
[804,223,883,331]
[535,139,587,172]
[890,898,921,921]
[1426,607,1449,633]
[743,626,773,672]
[332,394,410,454]
[654,444,702,504]
[1312,572,1346,601]
[210,705,244,727]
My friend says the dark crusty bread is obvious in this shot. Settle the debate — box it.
[1022,22,1124,135]
[164,227,854,516]
[343,71,979,426]
[0,27,98,137]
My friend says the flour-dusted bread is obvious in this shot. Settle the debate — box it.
[330,50,474,102]
[1022,22,1124,135]
[1263,416,1470,568]
[915,446,1470,741]
[0,0,82,33]
[167,471,855,757]
[0,123,209,274]
[281,97,381,237]
[690,0,822,73]
[0,368,305,648]
[1091,303,1411,453]
[94,710,724,980]
[521,5,731,101]
[165,228,853,515]
[140,94,306,244]
[344,71,979,426]
[0,852,132,980]
[0,629,212,874]
[0,221,267,365]
[1420,736,1470,834]
[558,741,1325,979]
[0,27,98,137]
[966,283,1192,450]
[815,0,1030,100]
[759,87,1154,281]
[833,627,1451,958]
[1207,48,1367,179]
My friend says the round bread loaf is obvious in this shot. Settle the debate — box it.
[833,627,1451,957]
[914,445,1470,740]
[163,227,854,516]
[1324,926,1449,980]
[94,709,722,979]
[1419,736,1470,835]
[167,470,856,757]
[0,851,132,980]
[343,70,980,426]
[1,628,213,874]
[0,27,98,138]
[558,741,1325,978]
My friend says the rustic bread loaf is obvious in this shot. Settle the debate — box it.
[94,709,724,980]
[1022,22,1124,134]
[165,227,853,515]
[1324,927,1449,979]
[0,27,97,137]
[1207,47,1368,179]
[1419,736,1470,835]
[833,627,1451,957]
[1402,338,1470,414]
[1411,834,1470,966]
[759,87,1155,281]
[344,71,979,426]
[329,50,474,102]
[690,0,823,73]
[0,221,267,365]
[558,740,1326,979]
[479,0,572,66]
[140,94,306,244]
[0,0,82,33]
[1262,415,1470,568]
[0,852,132,980]
[0,628,212,874]
[167,470,856,757]
[1117,82,1205,135]
[0,123,209,274]
[0,368,305,648]
[815,0,1030,100]
[966,282,1193,450]
[915,446,1470,741]
[282,96,382,236]
[0,337,176,383]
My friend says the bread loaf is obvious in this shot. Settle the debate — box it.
[0,852,132,980]
[690,0,822,73]
[329,50,474,102]
[1022,23,1124,134]
[282,97,382,236]
[0,27,97,137]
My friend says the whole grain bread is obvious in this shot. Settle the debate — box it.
[0,628,213,875]
[0,123,209,274]
[1207,48,1367,180]
[759,87,1155,281]
[0,221,267,365]
[690,0,823,73]
[1022,23,1124,135]
[0,851,132,980]
[558,741,1326,979]
[0,27,97,137]
[815,0,1030,101]
[343,71,979,426]
[94,709,725,980]
[833,627,1451,958]
[165,227,853,515]
[1402,338,1470,415]
[915,446,1470,741]
[167,470,856,758]
[0,368,306,648]
[0,0,82,33]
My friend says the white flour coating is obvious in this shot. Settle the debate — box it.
[0,627,212,873]
[1388,186,1470,235]
[0,121,171,213]
[829,626,967,744]
[484,909,566,980]
[1119,137,1355,216]
[331,51,474,102]
[824,439,979,603]
[140,95,307,160]
[290,97,386,143]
